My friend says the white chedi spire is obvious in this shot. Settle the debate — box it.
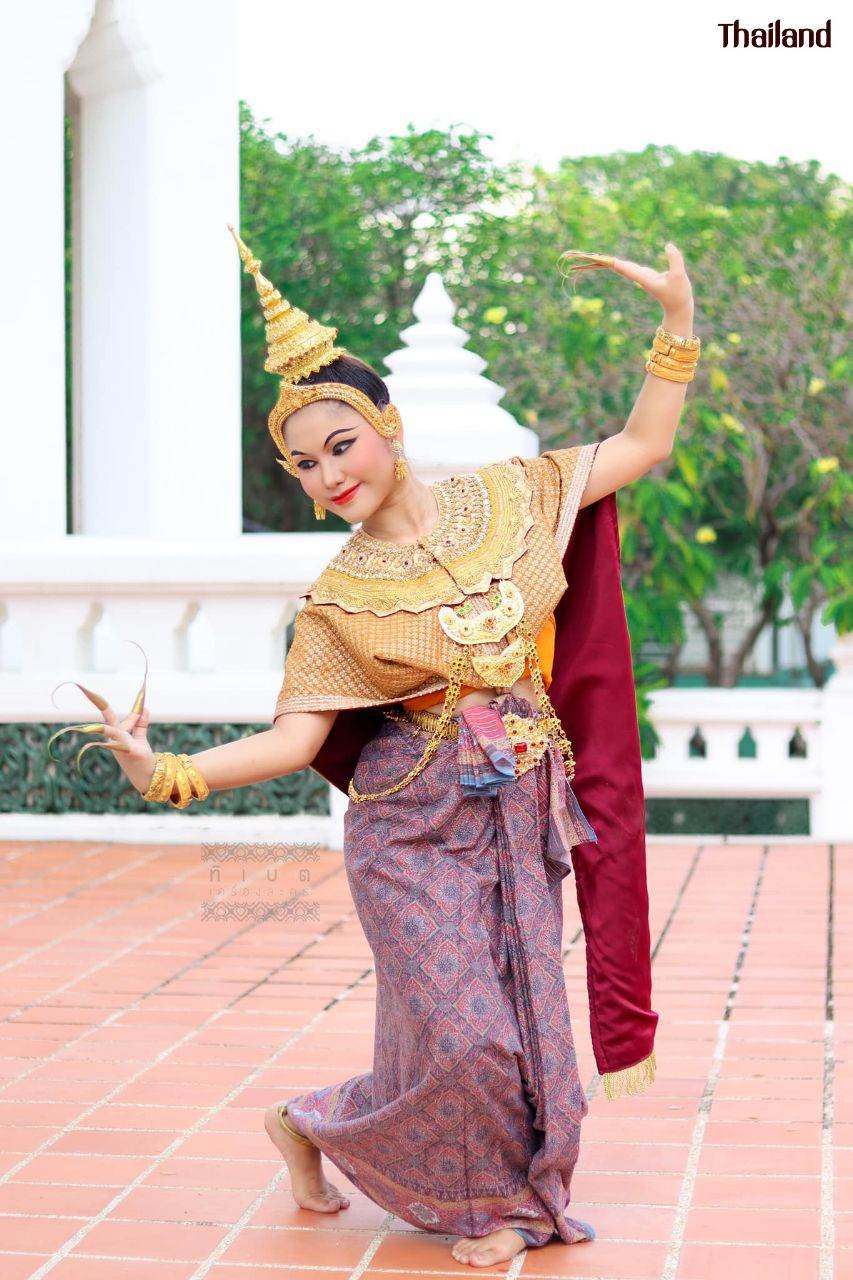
[381,272,538,477]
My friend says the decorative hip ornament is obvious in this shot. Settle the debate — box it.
[500,710,550,777]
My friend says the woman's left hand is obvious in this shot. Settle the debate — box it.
[563,242,694,318]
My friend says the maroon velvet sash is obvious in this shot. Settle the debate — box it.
[308,490,658,1079]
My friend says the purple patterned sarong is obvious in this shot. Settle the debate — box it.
[282,693,597,1249]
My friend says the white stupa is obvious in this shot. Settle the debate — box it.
[382,272,538,480]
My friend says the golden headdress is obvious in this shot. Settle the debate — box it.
[228,225,401,477]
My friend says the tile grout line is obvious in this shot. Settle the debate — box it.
[585,841,704,1105]
[5,1253,669,1277]
[0,840,113,889]
[9,857,355,1278]
[1,850,296,1175]
[0,844,169,942]
[0,855,258,1095]
[74,870,379,1280]
[0,842,345,1092]
[659,844,770,1280]
[819,843,836,1280]
[0,857,220,1032]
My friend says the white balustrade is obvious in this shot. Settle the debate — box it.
[1,538,850,843]
[0,534,344,724]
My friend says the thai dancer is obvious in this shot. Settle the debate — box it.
[53,230,697,1266]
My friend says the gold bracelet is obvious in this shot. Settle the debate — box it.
[648,351,696,372]
[656,324,700,351]
[168,758,194,809]
[644,361,696,383]
[651,335,700,363]
[645,323,700,382]
[178,754,211,802]
[142,753,169,801]
[143,751,211,808]
[143,752,178,803]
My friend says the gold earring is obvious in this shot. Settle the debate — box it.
[391,438,408,482]
[313,499,326,520]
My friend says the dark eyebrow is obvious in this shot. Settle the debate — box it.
[290,427,357,458]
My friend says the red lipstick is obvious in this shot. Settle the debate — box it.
[332,483,361,504]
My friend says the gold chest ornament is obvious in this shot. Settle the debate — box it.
[438,579,528,688]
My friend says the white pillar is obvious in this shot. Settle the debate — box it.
[0,2,96,538]
[813,631,853,838]
[66,0,241,537]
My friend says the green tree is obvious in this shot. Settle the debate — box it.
[238,103,519,532]
[455,146,852,687]
[235,112,853,699]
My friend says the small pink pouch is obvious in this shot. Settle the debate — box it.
[456,704,517,795]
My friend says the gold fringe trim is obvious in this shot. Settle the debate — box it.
[602,1049,657,1101]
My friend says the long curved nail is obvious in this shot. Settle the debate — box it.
[126,640,149,715]
[75,739,129,775]
[45,722,106,762]
[50,681,110,714]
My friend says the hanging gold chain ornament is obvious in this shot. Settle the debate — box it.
[514,611,577,781]
[347,648,470,803]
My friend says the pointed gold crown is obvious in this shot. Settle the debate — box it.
[228,224,401,477]
[228,224,346,381]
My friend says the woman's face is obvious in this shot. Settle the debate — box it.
[284,400,397,519]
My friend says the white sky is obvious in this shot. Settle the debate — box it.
[238,0,848,183]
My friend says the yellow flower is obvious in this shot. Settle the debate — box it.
[710,367,729,394]
[726,332,741,345]
[808,377,826,395]
[738,273,753,285]
[569,296,605,315]
[523,408,539,426]
[814,457,839,474]
[484,306,507,324]
[695,526,718,544]
[720,413,744,434]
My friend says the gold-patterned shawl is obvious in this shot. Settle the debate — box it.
[273,441,598,721]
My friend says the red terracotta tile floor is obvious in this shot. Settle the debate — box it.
[0,837,848,1279]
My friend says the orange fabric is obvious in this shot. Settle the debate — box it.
[402,611,556,711]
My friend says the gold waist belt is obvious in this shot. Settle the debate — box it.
[384,706,460,740]
[386,703,552,778]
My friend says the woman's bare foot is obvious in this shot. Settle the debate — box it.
[451,1227,529,1266]
[264,1105,350,1213]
